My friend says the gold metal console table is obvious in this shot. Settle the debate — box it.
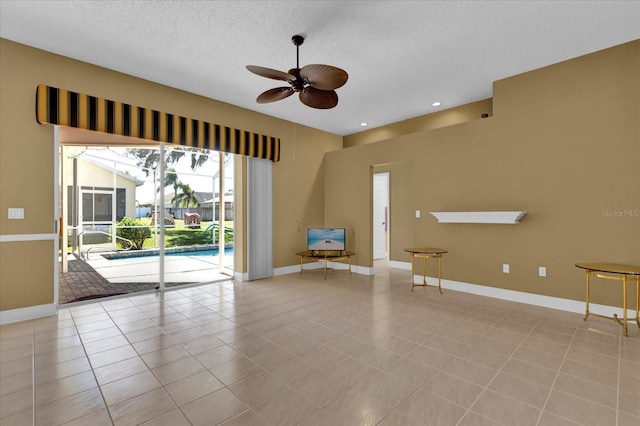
[296,250,355,280]
[404,247,448,293]
[575,262,640,337]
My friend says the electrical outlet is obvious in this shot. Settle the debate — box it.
[415,210,421,218]
[502,264,510,273]
[8,208,24,219]
[538,266,546,277]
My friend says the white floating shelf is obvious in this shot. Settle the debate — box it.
[430,211,527,224]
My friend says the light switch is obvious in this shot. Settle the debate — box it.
[8,208,24,219]
[538,266,546,277]
[416,210,421,218]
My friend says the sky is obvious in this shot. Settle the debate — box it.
[66,146,233,205]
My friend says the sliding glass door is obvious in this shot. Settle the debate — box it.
[59,143,234,304]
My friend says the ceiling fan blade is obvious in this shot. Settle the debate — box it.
[299,87,338,109]
[246,65,295,82]
[256,87,294,104]
[300,64,349,90]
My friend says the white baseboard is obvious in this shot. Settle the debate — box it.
[273,264,307,276]
[389,260,410,270]
[324,262,375,276]
[385,260,636,318]
[234,271,249,281]
[412,273,637,319]
[345,264,375,275]
[274,262,375,277]
[1,303,57,325]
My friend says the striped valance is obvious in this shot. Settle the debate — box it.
[36,85,280,162]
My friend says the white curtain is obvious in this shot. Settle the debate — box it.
[247,157,273,280]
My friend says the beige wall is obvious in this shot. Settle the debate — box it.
[325,40,640,307]
[343,98,493,148]
[274,124,342,266]
[0,242,55,310]
[0,38,341,312]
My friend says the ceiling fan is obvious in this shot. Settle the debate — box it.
[246,35,348,110]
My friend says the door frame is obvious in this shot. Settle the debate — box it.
[373,172,390,261]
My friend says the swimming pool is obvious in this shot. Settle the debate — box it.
[167,248,234,257]
[101,246,233,260]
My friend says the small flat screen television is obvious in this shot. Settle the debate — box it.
[307,228,346,252]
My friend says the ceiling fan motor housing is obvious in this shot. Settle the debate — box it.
[287,68,306,92]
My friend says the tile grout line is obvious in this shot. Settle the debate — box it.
[332,302,459,424]
[373,308,517,425]
[454,314,544,426]
[358,301,516,424]
[527,331,625,421]
[113,293,271,426]
[114,297,198,425]
[533,318,581,426]
[419,311,506,423]
[68,306,116,426]
[199,287,332,426]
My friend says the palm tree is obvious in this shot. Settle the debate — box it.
[160,167,180,210]
[174,182,198,207]
[127,147,210,176]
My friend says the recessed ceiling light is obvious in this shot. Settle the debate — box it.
[432,102,441,107]
[360,122,368,127]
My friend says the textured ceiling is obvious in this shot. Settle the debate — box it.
[1,1,639,136]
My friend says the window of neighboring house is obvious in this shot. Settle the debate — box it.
[68,187,126,223]
[116,188,126,220]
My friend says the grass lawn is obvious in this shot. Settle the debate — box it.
[63,219,233,252]
[142,219,234,249]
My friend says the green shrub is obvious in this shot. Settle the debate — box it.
[116,217,151,250]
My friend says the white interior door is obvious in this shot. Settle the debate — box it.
[373,172,389,260]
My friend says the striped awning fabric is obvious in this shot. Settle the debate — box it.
[36,84,280,162]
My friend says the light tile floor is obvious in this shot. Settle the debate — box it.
[1,264,639,425]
